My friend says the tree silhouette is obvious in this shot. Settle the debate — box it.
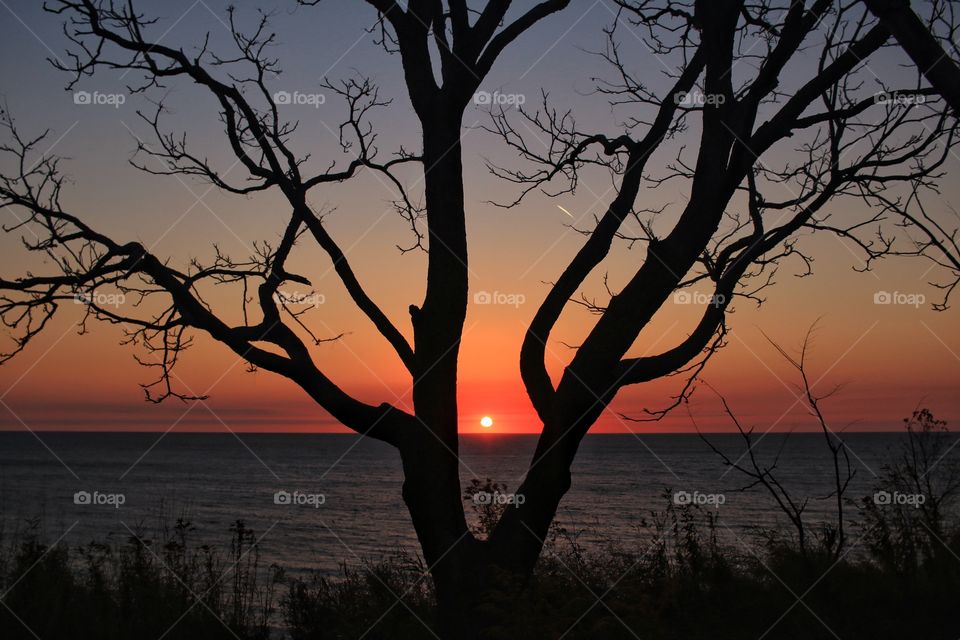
[864,0,960,115]
[1,1,959,637]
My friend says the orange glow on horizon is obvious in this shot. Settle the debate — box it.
[0,5,957,436]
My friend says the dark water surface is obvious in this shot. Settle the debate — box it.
[0,432,938,572]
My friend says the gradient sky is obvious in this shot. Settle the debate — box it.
[0,0,957,435]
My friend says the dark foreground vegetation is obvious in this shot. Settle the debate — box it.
[2,412,958,640]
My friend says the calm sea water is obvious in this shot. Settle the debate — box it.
[0,432,939,573]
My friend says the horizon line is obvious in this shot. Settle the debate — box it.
[0,428,906,435]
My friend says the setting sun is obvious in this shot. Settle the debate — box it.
[0,3,958,637]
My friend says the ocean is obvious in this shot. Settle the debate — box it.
[0,431,941,573]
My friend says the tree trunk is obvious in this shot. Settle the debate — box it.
[401,104,560,637]
[401,433,543,639]
[863,0,960,115]
[403,105,495,638]
[397,436,471,635]
[489,406,599,576]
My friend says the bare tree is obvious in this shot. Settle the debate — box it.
[859,0,960,308]
[863,0,960,115]
[1,1,958,636]
[487,0,955,583]
[695,323,856,558]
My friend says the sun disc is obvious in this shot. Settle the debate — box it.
[480,416,493,428]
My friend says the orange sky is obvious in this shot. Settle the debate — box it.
[0,1,957,435]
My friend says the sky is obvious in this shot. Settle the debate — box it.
[0,0,957,435]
